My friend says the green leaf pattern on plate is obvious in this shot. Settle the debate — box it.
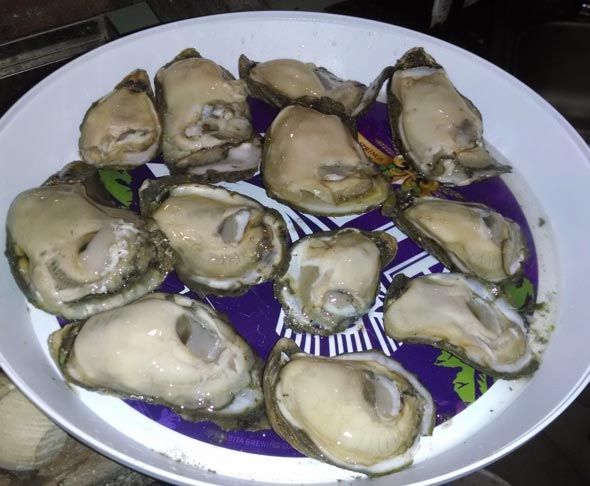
[503,277,535,311]
[99,169,133,208]
[434,350,491,404]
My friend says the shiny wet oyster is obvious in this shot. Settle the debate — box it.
[49,293,264,428]
[383,191,527,283]
[263,339,435,475]
[275,228,397,336]
[262,105,390,215]
[239,55,391,118]
[179,137,262,184]
[5,162,173,320]
[383,273,538,378]
[155,49,260,181]
[140,177,288,295]
[79,69,161,168]
[387,47,510,186]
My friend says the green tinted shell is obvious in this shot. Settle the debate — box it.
[383,273,539,379]
[50,293,266,429]
[263,338,435,475]
[140,176,289,296]
[387,47,510,186]
[382,190,528,283]
[239,54,392,119]
[274,228,397,336]
[5,161,173,319]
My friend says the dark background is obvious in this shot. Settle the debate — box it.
[1,0,589,139]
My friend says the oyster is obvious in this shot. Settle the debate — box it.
[262,105,390,215]
[155,49,260,181]
[275,228,397,335]
[49,293,264,428]
[5,162,173,319]
[79,69,161,168]
[383,273,538,378]
[140,177,288,295]
[179,137,262,184]
[263,339,435,475]
[239,55,391,118]
[383,191,527,283]
[387,47,510,185]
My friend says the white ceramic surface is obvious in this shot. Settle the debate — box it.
[0,11,589,486]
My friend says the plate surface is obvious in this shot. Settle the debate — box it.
[1,11,589,486]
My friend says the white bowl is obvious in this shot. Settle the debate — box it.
[1,11,589,486]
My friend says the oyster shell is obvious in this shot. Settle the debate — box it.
[179,136,262,184]
[140,177,288,296]
[387,47,510,186]
[263,339,435,475]
[275,228,397,335]
[261,105,390,215]
[5,162,173,319]
[239,55,392,118]
[383,191,528,283]
[383,273,538,378]
[155,49,260,181]
[79,69,161,169]
[49,293,264,428]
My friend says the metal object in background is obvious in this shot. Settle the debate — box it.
[0,2,160,116]
[0,16,117,80]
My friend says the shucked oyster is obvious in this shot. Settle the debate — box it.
[5,162,173,319]
[79,69,161,168]
[140,177,288,295]
[262,105,390,215]
[383,191,528,283]
[239,55,392,118]
[383,273,538,378]
[155,49,260,181]
[275,228,397,336]
[388,48,510,186]
[263,339,435,475]
[49,293,264,428]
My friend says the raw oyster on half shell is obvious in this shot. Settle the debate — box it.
[155,49,260,182]
[383,191,528,283]
[275,228,397,335]
[5,162,173,320]
[383,273,538,378]
[263,339,435,475]
[387,47,510,186]
[49,293,264,428]
[140,177,288,296]
[239,55,391,118]
[262,105,390,215]
[79,69,161,169]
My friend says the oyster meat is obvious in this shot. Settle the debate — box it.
[140,177,288,295]
[262,105,390,215]
[263,339,435,475]
[383,273,538,378]
[79,69,161,168]
[388,47,510,185]
[50,293,264,428]
[383,191,527,283]
[239,55,391,118]
[275,228,397,335]
[5,162,173,319]
[155,49,260,181]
